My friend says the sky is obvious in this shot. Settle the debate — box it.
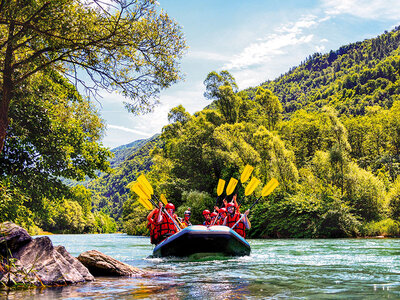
[96,0,400,149]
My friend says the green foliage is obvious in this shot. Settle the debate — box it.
[249,192,360,238]
[0,180,35,233]
[254,87,283,130]
[93,211,117,234]
[387,176,400,220]
[5,25,398,238]
[204,71,241,123]
[344,163,386,221]
[258,27,400,116]
[363,218,400,236]
[178,191,215,225]
[122,198,149,236]
[0,71,117,234]
[250,191,361,238]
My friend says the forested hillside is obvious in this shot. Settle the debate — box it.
[122,27,400,238]
[88,134,162,223]
[0,0,186,234]
[258,26,400,116]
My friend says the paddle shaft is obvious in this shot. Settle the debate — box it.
[231,196,261,229]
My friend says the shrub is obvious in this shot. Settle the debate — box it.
[363,218,400,236]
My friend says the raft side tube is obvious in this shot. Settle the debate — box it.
[153,225,250,257]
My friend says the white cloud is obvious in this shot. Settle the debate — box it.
[223,16,317,71]
[322,0,400,20]
[276,15,318,34]
[107,124,150,136]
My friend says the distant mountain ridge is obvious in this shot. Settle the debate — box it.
[110,133,160,168]
[255,26,400,116]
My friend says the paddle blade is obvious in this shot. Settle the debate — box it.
[217,179,226,196]
[138,198,153,210]
[245,177,261,196]
[160,194,168,206]
[261,178,279,197]
[137,174,154,195]
[240,165,254,183]
[226,178,238,195]
[131,182,151,200]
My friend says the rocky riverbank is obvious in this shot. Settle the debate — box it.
[0,222,153,288]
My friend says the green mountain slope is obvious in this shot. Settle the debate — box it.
[89,134,162,222]
[256,26,400,116]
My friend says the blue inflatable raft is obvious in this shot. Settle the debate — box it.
[152,225,251,257]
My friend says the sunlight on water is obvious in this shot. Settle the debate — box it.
[2,234,400,299]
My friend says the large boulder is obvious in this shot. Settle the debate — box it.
[0,223,94,287]
[77,250,149,277]
[0,221,32,256]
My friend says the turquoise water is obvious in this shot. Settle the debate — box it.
[2,234,400,299]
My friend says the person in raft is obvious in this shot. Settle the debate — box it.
[202,209,212,226]
[147,207,160,244]
[223,202,251,238]
[182,208,192,227]
[216,207,227,225]
[210,211,218,225]
[156,202,178,242]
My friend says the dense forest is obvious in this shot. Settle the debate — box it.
[2,9,400,237]
[0,0,186,234]
[121,26,400,238]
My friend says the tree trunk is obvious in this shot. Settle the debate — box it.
[0,21,15,154]
[0,85,11,154]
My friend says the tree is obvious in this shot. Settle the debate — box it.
[254,87,282,130]
[203,70,238,100]
[203,71,241,123]
[0,0,186,152]
[168,105,190,124]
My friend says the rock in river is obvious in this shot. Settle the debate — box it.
[0,221,32,256]
[77,250,148,277]
[0,222,94,287]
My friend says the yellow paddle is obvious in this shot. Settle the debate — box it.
[240,165,254,183]
[160,194,168,206]
[128,176,181,231]
[244,177,261,196]
[226,178,238,195]
[232,178,279,229]
[138,197,153,210]
[217,179,226,196]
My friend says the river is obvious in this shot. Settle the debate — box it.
[2,234,400,299]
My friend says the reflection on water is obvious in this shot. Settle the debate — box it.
[1,234,400,299]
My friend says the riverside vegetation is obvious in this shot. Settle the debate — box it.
[1,2,400,238]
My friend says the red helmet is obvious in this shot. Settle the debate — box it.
[227,202,236,209]
[218,207,227,214]
[166,203,175,211]
[211,212,218,217]
[202,209,210,216]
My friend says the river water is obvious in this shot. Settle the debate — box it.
[2,234,400,299]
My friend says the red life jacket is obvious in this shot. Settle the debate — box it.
[203,219,212,226]
[148,222,159,244]
[226,213,246,238]
[217,216,226,225]
[148,209,160,244]
[158,213,177,240]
